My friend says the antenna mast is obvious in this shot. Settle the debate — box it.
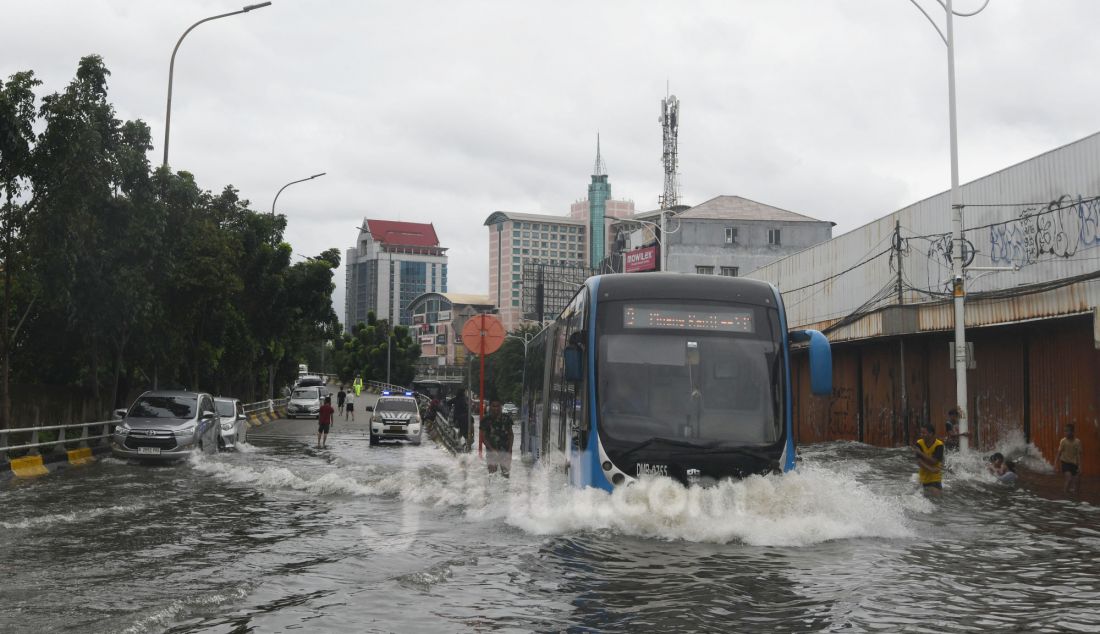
[659,94,680,209]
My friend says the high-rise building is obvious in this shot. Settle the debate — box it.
[569,137,635,266]
[484,139,634,330]
[483,211,590,330]
[345,219,447,330]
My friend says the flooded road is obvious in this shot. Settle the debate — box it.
[2,395,1098,632]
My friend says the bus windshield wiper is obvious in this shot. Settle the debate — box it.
[616,437,707,462]
[690,445,776,462]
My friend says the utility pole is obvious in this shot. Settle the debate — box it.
[904,0,990,452]
[945,0,970,451]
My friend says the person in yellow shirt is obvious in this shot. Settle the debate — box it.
[352,376,364,397]
[1056,423,1083,494]
[914,423,945,497]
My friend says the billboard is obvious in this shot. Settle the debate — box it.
[437,310,452,322]
[624,246,658,272]
[521,261,598,322]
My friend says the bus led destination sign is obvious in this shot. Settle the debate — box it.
[623,304,754,333]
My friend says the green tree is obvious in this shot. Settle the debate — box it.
[1,56,344,422]
[0,70,41,428]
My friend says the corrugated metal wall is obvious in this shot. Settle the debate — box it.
[791,316,1098,475]
[861,342,900,447]
[1027,317,1099,476]
[751,132,1100,338]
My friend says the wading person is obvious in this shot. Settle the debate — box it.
[345,397,355,422]
[337,387,347,415]
[483,400,514,477]
[944,407,968,451]
[448,390,470,447]
[988,452,1018,485]
[317,396,335,449]
[914,423,945,496]
[1056,423,1083,494]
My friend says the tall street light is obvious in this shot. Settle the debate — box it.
[162,2,272,169]
[271,172,326,215]
[906,0,989,451]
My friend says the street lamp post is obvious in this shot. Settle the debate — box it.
[906,0,989,452]
[162,2,272,169]
[271,173,326,215]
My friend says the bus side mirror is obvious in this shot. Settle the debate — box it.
[563,345,584,383]
[791,329,832,396]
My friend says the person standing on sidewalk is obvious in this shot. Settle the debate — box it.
[317,396,335,449]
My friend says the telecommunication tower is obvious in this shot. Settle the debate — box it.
[659,94,680,209]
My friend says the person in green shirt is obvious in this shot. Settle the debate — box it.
[482,400,514,477]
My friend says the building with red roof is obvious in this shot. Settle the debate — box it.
[345,219,448,329]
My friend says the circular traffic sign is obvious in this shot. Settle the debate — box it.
[461,314,505,355]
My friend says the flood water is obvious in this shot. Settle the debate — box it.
[2,420,1098,632]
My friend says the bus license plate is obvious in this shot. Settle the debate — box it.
[138,447,161,455]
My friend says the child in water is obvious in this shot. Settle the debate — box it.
[988,452,1018,485]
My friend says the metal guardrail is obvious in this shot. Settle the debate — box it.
[0,397,291,463]
[0,419,118,462]
[365,380,467,455]
[242,398,289,415]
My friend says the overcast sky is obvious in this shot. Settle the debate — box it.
[5,1,1099,321]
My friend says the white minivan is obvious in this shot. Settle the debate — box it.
[287,386,322,419]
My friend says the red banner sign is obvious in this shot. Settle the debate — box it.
[624,246,658,272]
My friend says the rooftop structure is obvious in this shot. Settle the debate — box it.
[345,219,448,329]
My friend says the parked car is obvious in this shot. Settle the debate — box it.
[370,392,423,446]
[502,402,519,416]
[287,386,322,419]
[214,397,247,449]
[110,390,220,461]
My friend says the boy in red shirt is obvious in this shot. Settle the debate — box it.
[317,396,335,449]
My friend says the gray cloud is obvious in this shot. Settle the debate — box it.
[5,0,1099,322]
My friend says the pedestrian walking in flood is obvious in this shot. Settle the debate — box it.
[317,396,335,449]
[1056,423,1083,494]
[914,423,945,497]
[345,398,355,422]
[337,387,347,414]
[482,400,514,477]
[448,390,470,447]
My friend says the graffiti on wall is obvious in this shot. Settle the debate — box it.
[989,195,1100,266]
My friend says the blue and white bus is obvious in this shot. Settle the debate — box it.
[519,273,832,490]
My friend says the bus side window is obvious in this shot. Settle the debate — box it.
[564,290,589,448]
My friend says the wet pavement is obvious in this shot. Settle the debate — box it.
[2,390,1099,632]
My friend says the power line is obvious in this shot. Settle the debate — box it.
[779,247,893,294]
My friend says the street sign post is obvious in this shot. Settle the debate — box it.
[461,314,505,457]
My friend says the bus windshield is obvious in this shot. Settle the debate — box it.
[597,301,783,447]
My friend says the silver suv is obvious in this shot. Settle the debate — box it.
[111,391,220,460]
